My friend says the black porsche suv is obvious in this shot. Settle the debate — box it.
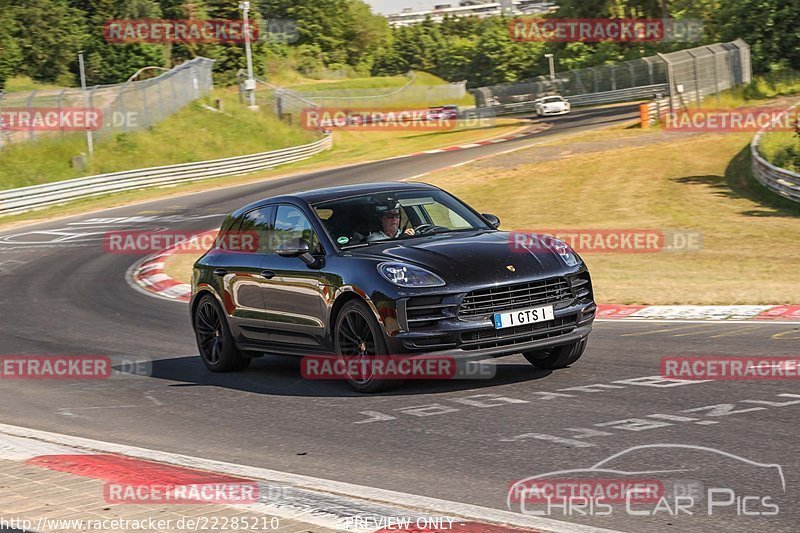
[191,182,596,392]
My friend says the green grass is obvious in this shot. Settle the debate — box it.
[0,89,318,189]
[417,128,800,305]
[702,70,800,109]
[285,71,475,107]
[3,76,70,92]
[289,75,417,92]
[758,130,800,173]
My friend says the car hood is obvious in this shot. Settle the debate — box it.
[348,230,572,287]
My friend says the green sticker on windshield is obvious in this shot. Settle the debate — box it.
[337,236,350,245]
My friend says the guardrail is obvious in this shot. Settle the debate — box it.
[465,84,668,119]
[0,135,333,216]
[751,104,800,203]
[643,89,706,127]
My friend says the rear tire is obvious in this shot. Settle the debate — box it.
[193,294,251,372]
[522,338,587,370]
[334,300,403,393]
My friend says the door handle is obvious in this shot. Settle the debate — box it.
[260,270,276,279]
[213,268,228,276]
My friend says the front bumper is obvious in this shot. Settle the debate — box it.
[385,299,596,359]
[539,107,571,115]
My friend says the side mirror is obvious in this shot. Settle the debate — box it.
[482,213,501,229]
[277,237,320,267]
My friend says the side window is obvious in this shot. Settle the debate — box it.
[215,214,244,250]
[238,206,274,253]
[272,205,323,254]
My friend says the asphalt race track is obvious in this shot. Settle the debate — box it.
[1,104,798,532]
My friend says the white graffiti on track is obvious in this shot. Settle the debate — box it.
[353,375,710,425]
[501,393,800,447]
[0,214,225,246]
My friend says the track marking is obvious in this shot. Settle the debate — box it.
[772,329,800,340]
[620,324,709,337]
[708,326,764,339]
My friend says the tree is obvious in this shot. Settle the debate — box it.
[0,5,22,90]
[70,0,165,85]
[11,0,86,84]
[715,0,800,71]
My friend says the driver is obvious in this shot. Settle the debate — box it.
[367,202,415,242]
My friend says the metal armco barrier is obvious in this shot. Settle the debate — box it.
[751,104,800,203]
[565,84,668,107]
[0,135,333,216]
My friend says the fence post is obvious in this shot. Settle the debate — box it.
[26,91,36,142]
[707,47,722,106]
[57,89,66,138]
[141,83,149,128]
[656,53,675,113]
[687,50,702,109]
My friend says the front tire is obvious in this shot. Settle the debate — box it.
[334,300,403,393]
[193,294,251,372]
[522,338,587,370]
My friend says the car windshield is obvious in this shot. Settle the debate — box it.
[313,189,492,247]
[543,96,565,103]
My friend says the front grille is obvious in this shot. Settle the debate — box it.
[460,315,577,351]
[459,277,572,318]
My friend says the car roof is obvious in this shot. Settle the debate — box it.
[231,182,441,216]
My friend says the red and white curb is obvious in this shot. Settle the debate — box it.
[596,304,800,323]
[392,124,553,160]
[127,230,218,303]
[0,422,617,533]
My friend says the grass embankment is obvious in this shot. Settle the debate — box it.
[3,76,68,92]
[701,70,800,109]
[0,90,318,190]
[282,71,475,107]
[758,130,799,173]
[411,127,800,305]
[697,71,800,174]
[0,90,526,228]
[0,71,491,193]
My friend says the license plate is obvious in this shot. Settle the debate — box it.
[493,305,555,329]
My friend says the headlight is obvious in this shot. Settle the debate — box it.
[378,262,445,287]
[548,237,581,267]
